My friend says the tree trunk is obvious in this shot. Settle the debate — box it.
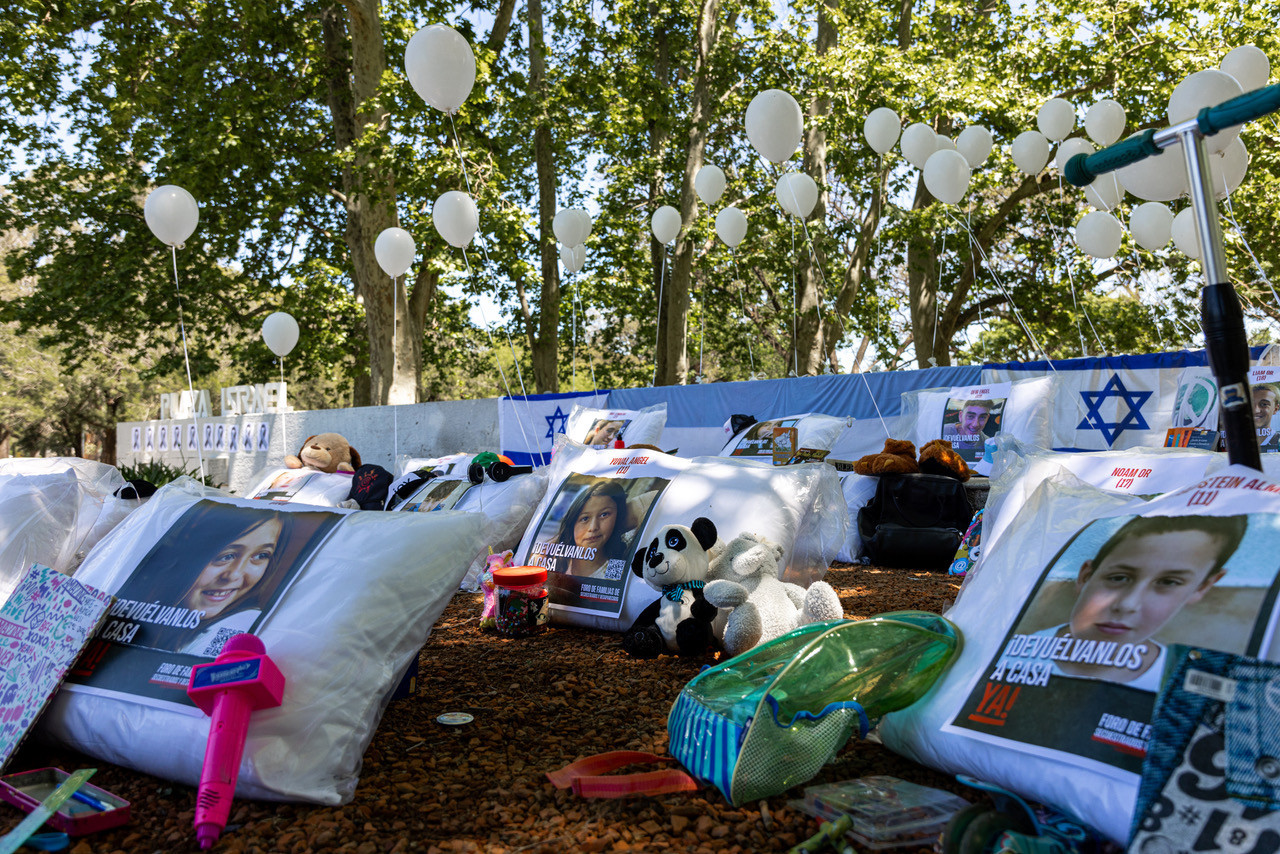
[647,17,670,385]
[321,0,413,405]
[528,0,560,393]
[907,179,943,368]
[794,1,837,376]
[658,0,721,386]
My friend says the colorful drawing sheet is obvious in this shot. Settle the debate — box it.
[0,564,112,770]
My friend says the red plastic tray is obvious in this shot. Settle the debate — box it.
[0,767,130,836]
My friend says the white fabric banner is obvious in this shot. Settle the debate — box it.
[499,391,609,466]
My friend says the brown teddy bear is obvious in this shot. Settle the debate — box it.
[851,438,970,481]
[284,433,361,474]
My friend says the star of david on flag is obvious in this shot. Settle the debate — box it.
[1078,374,1153,446]
[545,406,569,439]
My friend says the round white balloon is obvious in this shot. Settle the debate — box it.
[774,172,818,218]
[559,243,585,274]
[1075,210,1123,258]
[1085,174,1124,211]
[1129,202,1174,252]
[922,149,971,205]
[144,185,199,247]
[956,126,994,168]
[1084,99,1126,146]
[1220,45,1271,92]
[572,242,586,269]
[374,227,416,277]
[695,164,727,206]
[405,24,476,114]
[574,209,593,242]
[863,107,901,155]
[553,209,589,246]
[431,190,479,248]
[1055,137,1095,173]
[900,122,938,169]
[1037,98,1076,142]
[1168,69,1244,154]
[1117,134,1189,201]
[261,311,300,358]
[934,133,957,152]
[715,207,747,248]
[1011,130,1051,175]
[651,205,681,244]
[744,89,803,164]
[1210,137,1248,198]
[1171,208,1201,259]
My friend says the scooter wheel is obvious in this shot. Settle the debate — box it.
[957,808,1035,854]
[943,804,993,854]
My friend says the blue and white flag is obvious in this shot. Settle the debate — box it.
[500,391,609,466]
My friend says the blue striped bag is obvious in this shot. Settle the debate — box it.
[667,612,959,805]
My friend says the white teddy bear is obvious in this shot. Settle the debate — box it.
[704,531,844,657]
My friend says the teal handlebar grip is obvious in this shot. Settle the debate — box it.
[1198,83,1280,137]
[1064,130,1158,187]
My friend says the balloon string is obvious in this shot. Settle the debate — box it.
[1054,175,1105,354]
[574,282,598,394]
[280,357,287,471]
[1037,184,1086,354]
[392,272,398,461]
[966,204,988,363]
[697,286,704,380]
[462,248,538,464]
[1130,250,1167,351]
[1220,184,1280,313]
[782,178,841,372]
[652,244,668,386]
[731,250,754,376]
[572,273,577,389]
[933,227,946,366]
[859,371,890,439]
[945,210,1056,370]
[170,244,206,483]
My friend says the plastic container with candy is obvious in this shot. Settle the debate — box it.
[492,566,549,637]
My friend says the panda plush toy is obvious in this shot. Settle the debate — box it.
[622,517,720,659]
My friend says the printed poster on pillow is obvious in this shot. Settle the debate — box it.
[946,490,1280,778]
[1250,366,1280,453]
[518,453,670,616]
[398,478,473,513]
[64,500,342,711]
[728,418,800,460]
[579,414,632,448]
[940,384,1009,466]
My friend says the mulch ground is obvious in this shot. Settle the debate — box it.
[7,564,970,854]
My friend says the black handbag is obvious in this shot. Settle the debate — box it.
[857,473,972,569]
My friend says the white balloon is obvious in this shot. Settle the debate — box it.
[1171,208,1201,259]
[863,107,901,155]
[374,227,415,277]
[144,185,199,247]
[956,126,994,168]
[1055,137,1095,173]
[1011,130,1051,175]
[1168,69,1244,153]
[1210,137,1248,198]
[922,149,971,205]
[1037,98,1076,142]
[934,133,957,152]
[1220,45,1271,92]
[694,164,727,205]
[1084,99,1126,146]
[431,190,479,248]
[572,242,586,269]
[405,24,476,114]
[774,172,818,218]
[261,311,300,358]
[553,209,588,246]
[559,243,585,274]
[1084,173,1124,211]
[715,207,747,249]
[745,89,803,164]
[1129,202,1174,252]
[899,122,938,169]
[1116,133,1189,201]
[651,205,681,244]
[574,209,593,242]
[1074,210,1123,259]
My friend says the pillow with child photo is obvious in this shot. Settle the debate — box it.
[879,467,1280,844]
[563,403,667,449]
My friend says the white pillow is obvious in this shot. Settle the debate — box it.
[42,478,485,804]
[718,413,846,464]
[244,467,354,507]
[513,441,847,632]
[396,453,472,478]
[900,378,1056,475]
[879,464,1280,843]
[564,403,667,448]
[833,472,879,564]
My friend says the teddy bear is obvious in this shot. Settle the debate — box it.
[851,438,970,481]
[622,517,721,659]
[703,531,844,658]
[284,433,361,474]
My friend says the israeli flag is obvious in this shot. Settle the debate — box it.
[500,390,609,467]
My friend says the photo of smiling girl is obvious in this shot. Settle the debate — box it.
[113,501,340,657]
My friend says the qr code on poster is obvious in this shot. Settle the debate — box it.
[603,559,627,581]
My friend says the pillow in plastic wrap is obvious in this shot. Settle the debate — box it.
[900,377,1059,475]
[243,467,354,507]
[833,472,879,564]
[879,464,1280,843]
[718,413,846,465]
[392,462,549,590]
[512,440,847,632]
[564,403,667,448]
[42,478,485,804]
[395,452,471,478]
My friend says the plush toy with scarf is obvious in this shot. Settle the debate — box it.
[621,517,720,659]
